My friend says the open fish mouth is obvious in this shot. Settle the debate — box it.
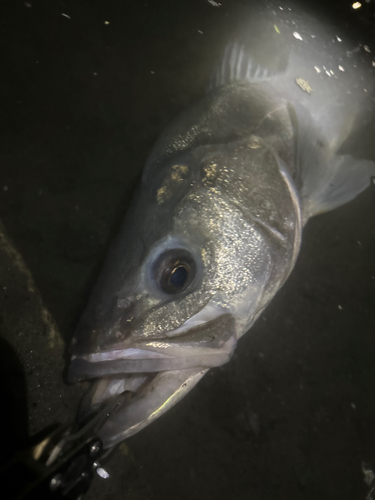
[69,314,237,449]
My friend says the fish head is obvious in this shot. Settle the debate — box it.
[69,132,299,448]
[69,142,278,373]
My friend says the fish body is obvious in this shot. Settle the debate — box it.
[69,6,375,449]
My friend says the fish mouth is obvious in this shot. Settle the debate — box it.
[69,313,237,449]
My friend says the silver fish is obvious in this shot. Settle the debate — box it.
[68,7,375,449]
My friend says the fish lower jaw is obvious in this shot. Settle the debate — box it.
[86,373,154,409]
[77,372,157,430]
[79,367,209,449]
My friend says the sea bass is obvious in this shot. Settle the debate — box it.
[68,6,375,449]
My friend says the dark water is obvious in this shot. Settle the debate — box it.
[0,0,375,499]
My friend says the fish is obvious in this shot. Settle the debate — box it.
[68,4,375,450]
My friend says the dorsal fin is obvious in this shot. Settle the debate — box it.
[207,42,281,92]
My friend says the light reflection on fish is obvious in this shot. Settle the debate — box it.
[68,4,375,449]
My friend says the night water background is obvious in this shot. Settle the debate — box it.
[0,0,375,499]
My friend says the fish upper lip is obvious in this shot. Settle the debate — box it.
[68,349,233,380]
[73,347,173,363]
[68,313,237,382]
[71,300,228,362]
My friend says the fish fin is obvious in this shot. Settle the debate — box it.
[299,150,375,223]
[293,101,375,222]
[207,42,283,92]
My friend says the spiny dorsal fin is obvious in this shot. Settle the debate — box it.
[207,42,281,92]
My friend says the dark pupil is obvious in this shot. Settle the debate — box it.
[154,249,196,295]
[169,265,188,289]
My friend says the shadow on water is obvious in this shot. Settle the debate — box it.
[0,337,28,465]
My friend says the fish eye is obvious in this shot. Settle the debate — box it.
[151,249,197,295]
